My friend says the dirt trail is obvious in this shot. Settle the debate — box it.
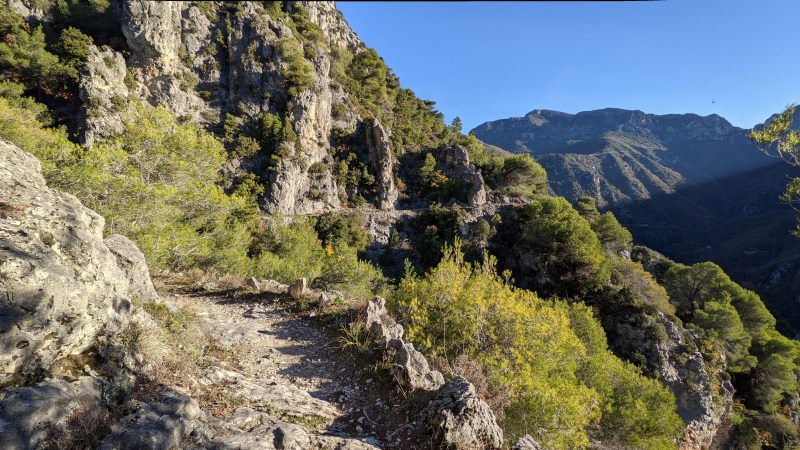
[165,288,427,449]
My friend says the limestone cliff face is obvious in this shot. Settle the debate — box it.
[609,311,732,449]
[79,1,367,214]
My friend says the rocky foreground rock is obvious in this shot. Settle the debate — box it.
[0,139,133,386]
[366,297,505,449]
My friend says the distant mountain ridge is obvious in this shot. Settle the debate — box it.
[472,108,771,206]
[472,107,800,334]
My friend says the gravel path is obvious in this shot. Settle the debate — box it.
[167,289,426,449]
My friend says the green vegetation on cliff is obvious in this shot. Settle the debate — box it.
[391,241,683,449]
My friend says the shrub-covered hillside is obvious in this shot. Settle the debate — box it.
[1,1,799,449]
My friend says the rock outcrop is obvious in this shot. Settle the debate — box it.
[110,1,348,215]
[79,45,129,147]
[365,118,399,210]
[0,140,133,385]
[512,435,543,450]
[0,376,107,449]
[365,297,503,449]
[436,145,487,207]
[609,310,732,449]
[288,278,309,300]
[422,376,505,450]
[99,388,201,450]
[104,234,159,303]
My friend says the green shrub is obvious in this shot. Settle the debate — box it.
[496,153,547,198]
[252,214,384,299]
[253,215,325,282]
[0,95,80,201]
[0,9,76,94]
[276,37,315,97]
[259,112,283,143]
[290,5,324,44]
[568,302,683,448]
[391,241,681,449]
[76,103,259,273]
[518,197,612,294]
[314,212,370,252]
[55,26,93,70]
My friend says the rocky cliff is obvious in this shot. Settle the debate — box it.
[4,1,794,447]
[0,139,137,387]
[77,1,359,214]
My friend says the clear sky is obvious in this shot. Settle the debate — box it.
[337,1,800,131]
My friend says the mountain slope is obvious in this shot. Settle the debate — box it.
[473,108,800,334]
[473,108,771,206]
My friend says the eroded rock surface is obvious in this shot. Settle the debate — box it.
[0,140,132,385]
[365,118,399,210]
[105,234,159,303]
[609,310,732,449]
[422,377,504,450]
[437,144,487,207]
[365,297,503,449]
[512,435,543,450]
[0,376,107,450]
[79,46,129,146]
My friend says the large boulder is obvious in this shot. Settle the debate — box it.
[422,376,504,450]
[99,388,202,450]
[0,376,107,450]
[105,234,159,303]
[392,341,445,391]
[0,140,134,385]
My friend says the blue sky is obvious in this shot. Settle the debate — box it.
[337,1,800,131]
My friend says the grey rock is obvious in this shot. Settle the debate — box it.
[246,277,261,291]
[260,279,290,294]
[7,0,49,23]
[289,278,308,300]
[99,388,202,450]
[80,46,129,146]
[610,310,730,449]
[365,118,399,210]
[422,376,503,450]
[0,140,132,385]
[365,297,404,347]
[298,1,363,51]
[437,145,487,207]
[105,234,159,303]
[202,366,339,422]
[512,435,543,450]
[0,376,106,450]
[392,342,445,391]
[187,408,379,450]
[121,0,183,61]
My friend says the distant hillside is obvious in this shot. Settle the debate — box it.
[472,108,771,206]
[473,108,800,335]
